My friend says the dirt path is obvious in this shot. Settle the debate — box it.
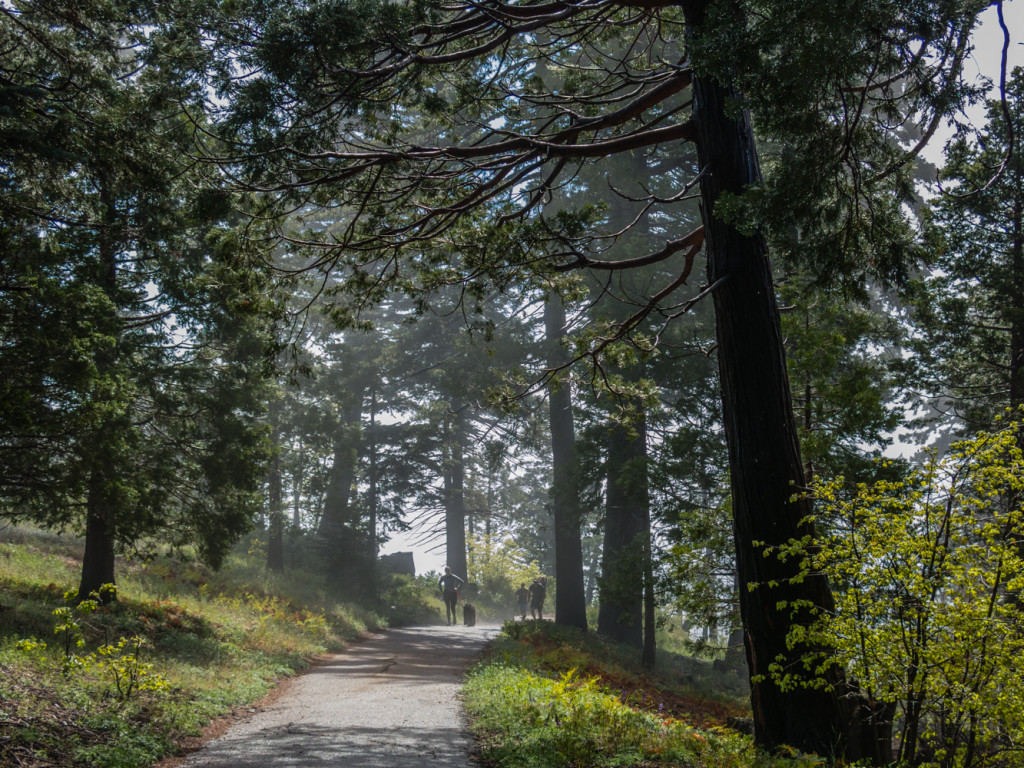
[177,623,499,768]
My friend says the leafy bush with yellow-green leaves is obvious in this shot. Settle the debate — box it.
[465,621,793,768]
[466,533,547,617]
[773,418,1024,768]
[47,585,170,697]
[465,663,745,768]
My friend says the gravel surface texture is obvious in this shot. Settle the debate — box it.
[179,623,499,768]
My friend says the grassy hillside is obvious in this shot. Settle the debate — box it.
[0,526,440,767]
[463,621,817,768]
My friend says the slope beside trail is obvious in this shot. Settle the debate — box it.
[177,623,500,768]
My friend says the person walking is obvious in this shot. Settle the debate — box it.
[438,566,465,626]
[514,583,529,620]
[528,577,547,620]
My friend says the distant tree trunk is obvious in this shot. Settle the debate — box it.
[545,295,588,629]
[641,487,656,671]
[682,0,847,756]
[367,385,379,596]
[266,451,285,572]
[444,407,468,581]
[585,545,601,606]
[79,468,117,603]
[485,471,492,538]
[292,449,304,529]
[319,388,365,589]
[1010,194,1024,413]
[598,417,646,647]
[266,401,285,572]
[802,313,815,480]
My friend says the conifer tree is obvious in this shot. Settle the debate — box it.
[913,68,1024,430]
[0,1,274,598]
[209,0,988,754]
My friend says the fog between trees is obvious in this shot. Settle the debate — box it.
[2,1,1023,764]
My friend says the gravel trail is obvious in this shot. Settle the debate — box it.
[178,623,499,768]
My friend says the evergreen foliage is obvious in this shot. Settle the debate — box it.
[911,68,1024,430]
[0,0,275,592]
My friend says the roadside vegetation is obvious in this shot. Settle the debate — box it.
[0,526,440,767]
[462,620,784,768]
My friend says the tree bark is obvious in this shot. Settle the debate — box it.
[79,177,119,604]
[1010,193,1024,412]
[681,0,846,755]
[598,418,646,647]
[367,385,379,596]
[545,295,588,629]
[641,480,656,671]
[267,445,285,572]
[79,468,117,603]
[444,406,469,581]
[292,450,304,529]
[318,387,365,589]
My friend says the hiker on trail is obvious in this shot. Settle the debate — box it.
[528,577,546,620]
[514,583,529,620]
[438,566,465,626]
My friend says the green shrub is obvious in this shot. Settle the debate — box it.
[777,419,1024,768]
[466,534,546,618]
[379,573,444,624]
[465,623,800,768]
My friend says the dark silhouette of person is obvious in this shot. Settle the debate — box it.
[438,566,465,625]
[528,577,547,620]
[514,583,529,619]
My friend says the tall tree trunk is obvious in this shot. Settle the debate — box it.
[266,432,285,571]
[292,449,304,529]
[545,295,588,629]
[681,0,846,755]
[485,472,492,538]
[598,417,646,647]
[79,468,117,602]
[266,400,285,571]
[1010,193,1024,413]
[318,388,365,589]
[444,407,469,581]
[585,544,601,606]
[79,178,119,604]
[641,477,656,671]
[366,385,379,596]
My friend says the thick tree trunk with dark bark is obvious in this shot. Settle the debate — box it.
[319,389,365,590]
[598,418,646,647]
[545,296,588,629]
[79,466,117,602]
[444,407,469,581]
[79,517,116,601]
[79,179,119,605]
[681,0,847,755]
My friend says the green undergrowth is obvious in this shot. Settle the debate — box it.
[464,621,814,768]
[0,525,435,767]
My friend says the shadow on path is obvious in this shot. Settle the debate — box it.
[180,724,475,768]
[180,624,498,768]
